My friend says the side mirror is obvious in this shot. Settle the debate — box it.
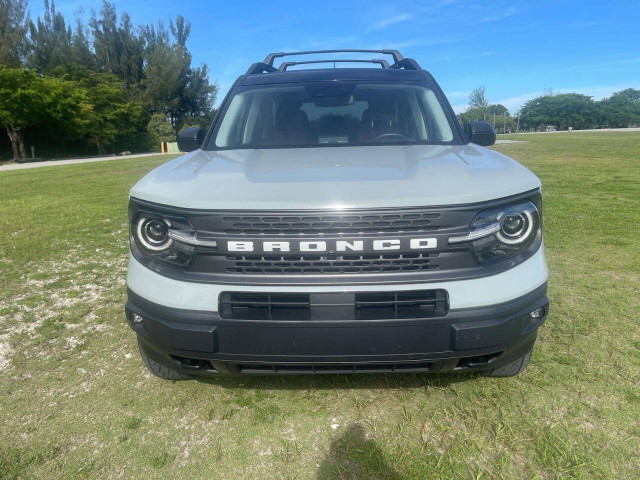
[465,121,496,146]
[177,127,205,152]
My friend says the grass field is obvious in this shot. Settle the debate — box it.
[1,132,639,479]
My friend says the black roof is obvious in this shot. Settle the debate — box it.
[241,49,432,85]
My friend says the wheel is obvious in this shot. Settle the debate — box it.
[137,337,191,380]
[484,348,532,377]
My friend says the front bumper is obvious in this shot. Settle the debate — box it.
[126,282,548,376]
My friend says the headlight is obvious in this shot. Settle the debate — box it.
[496,207,536,245]
[449,201,541,264]
[136,217,172,251]
[129,201,217,268]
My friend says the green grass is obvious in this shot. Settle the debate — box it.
[0,133,639,479]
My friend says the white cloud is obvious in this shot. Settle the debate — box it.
[470,7,518,25]
[421,0,459,12]
[369,14,412,31]
[380,34,467,50]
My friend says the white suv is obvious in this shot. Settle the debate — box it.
[126,49,548,379]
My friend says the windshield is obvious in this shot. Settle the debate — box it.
[211,82,458,149]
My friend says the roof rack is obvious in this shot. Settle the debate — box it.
[245,49,421,75]
[278,59,391,71]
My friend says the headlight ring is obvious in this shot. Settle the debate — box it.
[136,216,173,251]
[496,210,534,245]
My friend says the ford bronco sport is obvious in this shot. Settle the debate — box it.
[126,49,549,379]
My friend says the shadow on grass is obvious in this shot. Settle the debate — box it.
[194,372,479,391]
[316,423,403,480]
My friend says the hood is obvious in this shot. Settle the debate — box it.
[130,144,541,210]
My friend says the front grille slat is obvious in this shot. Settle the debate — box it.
[225,253,440,275]
[219,290,448,321]
[221,212,441,235]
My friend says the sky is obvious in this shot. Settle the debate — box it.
[31,0,640,114]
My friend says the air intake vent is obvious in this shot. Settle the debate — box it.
[219,290,448,321]
[355,290,448,320]
[236,362,435,374]
[219,293,310,320]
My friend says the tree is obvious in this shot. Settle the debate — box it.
[27,0,73,72]
[143,15,217,133]
[53,65,145,154]
[1,3,217,159]
[0,67,46,158]
[460,106,490,124]
[489,104,509,116]
[0,66,88,159]
[147,112,175,145]
[70,13,95,69]
[468,86,488,109]
[169,15,190,47]
[143,42,184,118]
[0,0,29,67]
[90,1,144,90]
[520,93,596,130]
[597,89,640,128]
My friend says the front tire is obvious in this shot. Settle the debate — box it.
[485,348,532,377]
[137,337,191,380]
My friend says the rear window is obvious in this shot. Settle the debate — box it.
[211,82,457,149]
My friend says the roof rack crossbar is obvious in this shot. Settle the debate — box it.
[278,58,391,71]
[263,49,406,68]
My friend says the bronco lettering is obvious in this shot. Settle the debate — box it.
[227,238,438,253]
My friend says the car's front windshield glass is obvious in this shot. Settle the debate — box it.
[211,82,457,149]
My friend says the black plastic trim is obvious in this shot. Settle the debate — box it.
[127,283,548,372]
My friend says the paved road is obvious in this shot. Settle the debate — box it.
[512,127,640,135]
[0,152,177,173]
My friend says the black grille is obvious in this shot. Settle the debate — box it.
[220,212,441,235]
[225,253,440,274]
[219,290,448,321]
[235,362,436,374]
[355,290,448,320]
[220,293,310,320]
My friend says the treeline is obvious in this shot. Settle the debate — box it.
[458,86,640,133]
[0,0,217,160]
[519,90,640,131]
